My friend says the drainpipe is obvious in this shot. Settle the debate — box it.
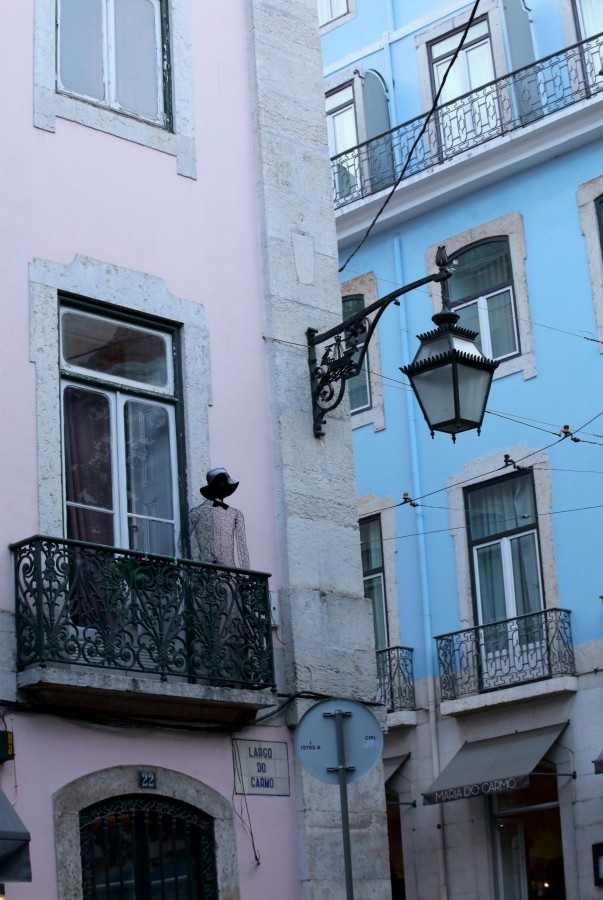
[384,0,399,127]
[395,236,449,900]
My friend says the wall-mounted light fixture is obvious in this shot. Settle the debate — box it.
[307,248,498,439]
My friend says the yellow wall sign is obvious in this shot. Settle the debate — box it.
[233,739,290,796]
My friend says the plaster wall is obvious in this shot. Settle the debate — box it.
[0,0,280,589]
[1,716,300,900]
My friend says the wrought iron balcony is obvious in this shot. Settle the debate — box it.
[11,535,275,692]
[435,608,575,702]
[376,645,415,712]
[331,31,603,208]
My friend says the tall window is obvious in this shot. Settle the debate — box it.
[80,795,218,899]
[318,0,349,27]
[465,472,544,631]
[342,294,371,413]
[57,0,171,127]
[597,195,603,257]
[446,239,519,361]
[430,19,497,149]
[430,18,495,104]
[60,304,181,555]
[360,516,388,650]
[326,84,359,199]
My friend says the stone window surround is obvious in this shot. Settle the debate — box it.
[577,174,603,350]
[54,766,239,899]
[29,255,211,536]
[447,445,558,630]
[414,0,507,116]
[358,494,400,647]
[319,0,356,35]
[341,271,385,432]
[426,211,536,381]
[34,0,196,179]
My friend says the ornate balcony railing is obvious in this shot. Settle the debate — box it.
[11,535,275,691]
[331,31,603,208]
[435,608,575,702]
[376,645,415,712]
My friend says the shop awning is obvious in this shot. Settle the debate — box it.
[423,723,567,805]
[594,751,603,775]
[0,790,31,881]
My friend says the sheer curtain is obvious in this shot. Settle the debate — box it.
[576,0,603,38]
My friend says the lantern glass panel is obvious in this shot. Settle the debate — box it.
[411,363,456,426]
[457,363,493,423]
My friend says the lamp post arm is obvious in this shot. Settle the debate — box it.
[307,251,451,437]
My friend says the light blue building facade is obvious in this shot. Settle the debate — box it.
[320,2,603,897]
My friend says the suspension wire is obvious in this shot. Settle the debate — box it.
[338,0,482,274]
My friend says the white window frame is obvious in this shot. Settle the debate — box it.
[57,0,167,126]
[318,0,355,33]
[34,0,196,178]
[447,240,520,364]
[359,515,389,650]
[342,294,371,415]
[341,272,385,432]
[426,211,536,381]
[61,379,181,553]
[415,0,507,118]
[358,496,400,651]
[29,256,211,539]
[466,477,544,628]
[577,174,603,351]
[447,446,558,633]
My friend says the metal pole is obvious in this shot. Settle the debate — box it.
[325,710,355,900]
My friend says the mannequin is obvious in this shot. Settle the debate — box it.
[187,468,250,569]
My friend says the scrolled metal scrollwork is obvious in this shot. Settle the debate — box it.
[435,609,575,701]
[11,535,275,690]
[331,31,603,208]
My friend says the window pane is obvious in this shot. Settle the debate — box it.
[360,518,383,572]
[465,40,494,90]
[364,574,388,650]
[62,311,170,388]
[455,301,482,350]
[476,543,507,624]
[114,0,161,120]
[125,401,175,555]
[511,533,541,616]
[348,365,370,411]
[467,476,536,541]
[576,0,603,38]
[331,105,357,153]
[448,240,512,302]
[59,0,105,100]
[431,21,489,61]
[487,289,517,358]
[64,387,113,512]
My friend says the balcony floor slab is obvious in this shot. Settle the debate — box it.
[440,675,578,718]
[17,666,277,728]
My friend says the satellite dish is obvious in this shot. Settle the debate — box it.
[294,698,383,784]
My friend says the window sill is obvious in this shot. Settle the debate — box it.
[34,90,196,178]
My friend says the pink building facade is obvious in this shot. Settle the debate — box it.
[0,1,390,898]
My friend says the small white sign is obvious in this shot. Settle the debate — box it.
[233,740,290,796]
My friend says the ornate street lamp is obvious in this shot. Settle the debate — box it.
[307,248,498,439]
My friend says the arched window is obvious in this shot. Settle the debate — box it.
[80,795,218,899]
[446,238,519,361]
